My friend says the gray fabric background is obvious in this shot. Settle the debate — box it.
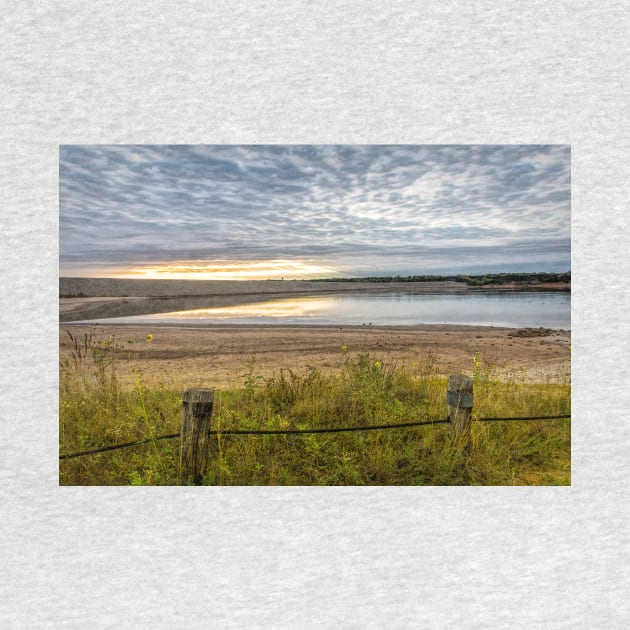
[2,1,628,627]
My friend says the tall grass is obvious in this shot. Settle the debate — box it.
[59,333,570,486]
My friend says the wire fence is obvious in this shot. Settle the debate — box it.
[59,414,571,461]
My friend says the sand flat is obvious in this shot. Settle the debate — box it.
[59,322,570,388]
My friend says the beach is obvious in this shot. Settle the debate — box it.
[59,322,570,388]
[59,278,570,387]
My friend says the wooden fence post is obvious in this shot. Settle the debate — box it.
[179,388,214,485]
[447,374,473,437]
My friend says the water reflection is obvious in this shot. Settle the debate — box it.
[99,291,570,329]
[163,296,336,319]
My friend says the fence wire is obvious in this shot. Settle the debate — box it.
[59,414,570,460]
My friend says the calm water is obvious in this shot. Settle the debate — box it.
[95,291,570,329]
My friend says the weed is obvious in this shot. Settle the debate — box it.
[60,337,570,486]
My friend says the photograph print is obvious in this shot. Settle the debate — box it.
[59,144,570,486]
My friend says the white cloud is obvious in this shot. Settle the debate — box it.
[59,144,571,276]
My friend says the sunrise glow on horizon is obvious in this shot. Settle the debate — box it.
[68,259,341,281]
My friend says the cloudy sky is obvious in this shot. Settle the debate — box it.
[59,144,570,279]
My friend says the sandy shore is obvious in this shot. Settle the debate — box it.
[60,322,570,388]
[59,278,570,387]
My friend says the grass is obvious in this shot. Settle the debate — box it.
[59,332,570,486]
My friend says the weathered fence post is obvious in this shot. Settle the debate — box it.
[179,388,214,485]
[447,374,473,438]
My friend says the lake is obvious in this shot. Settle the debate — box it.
[89,291,570,329]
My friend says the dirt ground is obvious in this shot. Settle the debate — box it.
[59,323,571,389]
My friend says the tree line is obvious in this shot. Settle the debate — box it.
[312,272,571,286]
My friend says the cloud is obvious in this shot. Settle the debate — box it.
[59,144,570,276]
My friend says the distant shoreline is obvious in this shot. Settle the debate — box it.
[60,275,570,295]
[59,276,469,298]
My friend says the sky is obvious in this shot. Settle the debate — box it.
[59,144,570,279]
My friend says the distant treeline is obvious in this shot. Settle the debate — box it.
[312,272,571,286]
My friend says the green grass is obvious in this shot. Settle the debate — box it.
[59,333,570,486]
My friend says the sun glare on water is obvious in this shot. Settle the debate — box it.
[158,296,336,320]
[115,260,338,280]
